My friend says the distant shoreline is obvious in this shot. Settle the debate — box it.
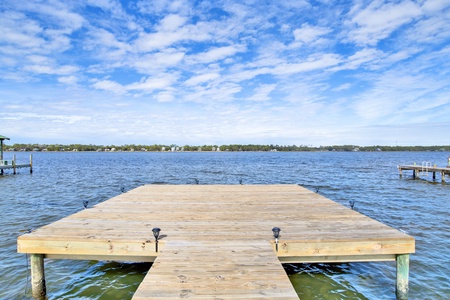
[4,143,450,152]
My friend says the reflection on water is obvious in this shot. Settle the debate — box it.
[286,263,369,300]
[50,261,151,300]
[1,151,449,299]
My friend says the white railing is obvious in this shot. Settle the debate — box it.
[421,161,431,177]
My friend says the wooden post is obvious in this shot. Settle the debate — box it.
[30,154,33,174]
[0,139,3,175]
[396,254,409,300]
[13,154,16,175]
[441,172,445,183]
[30,254,46,300]
[0,139,3,163]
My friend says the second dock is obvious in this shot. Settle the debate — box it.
[398,164,450,182]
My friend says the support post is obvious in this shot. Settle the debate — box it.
[30,254,46,300]
[396,254,409,300]
[13,154,16,175]
[30,154,33,174]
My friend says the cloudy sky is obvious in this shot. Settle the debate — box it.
[1,0,449,146]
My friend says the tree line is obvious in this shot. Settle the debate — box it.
[3,143,450,152]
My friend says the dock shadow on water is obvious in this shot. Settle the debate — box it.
[285,263,369,300]
[44,261,151,300]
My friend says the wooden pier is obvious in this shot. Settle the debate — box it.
[0,154,33,175]
[17,184,415,299]
[398,164,450,182]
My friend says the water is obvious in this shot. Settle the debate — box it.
[1,151,449,299]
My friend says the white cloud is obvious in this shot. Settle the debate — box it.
[126,73,178,92]
[1,112,90,124]
[346,1,422,45]
[183,82,242,103]
[26,55,52,64]
[21,1,84,31]
[421,0,450,13]
[132,50,185,74]
[24,64,79,75]
[85,28,131,55]
[134,31,182,52]
[0,11,74,59]
[137,0,191,15]
[92,79,126,94]
[332,83,352,92]
[158,14,187,31]
[155,91,175,102]
[352,67,448,121]
[58,75,78,85]
[404,16,450,44]
[133,14,211,52]
[274,53,342,75]
[184,73,220,86]
[293,23,330,44]
[247,84,276,102]
[189,45,246,64]
[404,94,449,114]
[0,11,45,49]
[338,48,385,70]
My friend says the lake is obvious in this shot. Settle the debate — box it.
[1,151,449,299]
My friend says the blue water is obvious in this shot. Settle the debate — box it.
[1,151,449,299]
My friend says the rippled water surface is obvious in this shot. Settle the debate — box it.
[1,151,449,299]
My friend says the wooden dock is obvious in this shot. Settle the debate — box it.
[17,184,415,299]
[0,154,33,174]
[398,164,450,182]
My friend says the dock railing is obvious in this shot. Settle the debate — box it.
[421,161,431,177]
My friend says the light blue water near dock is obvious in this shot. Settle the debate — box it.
[1,151,449,299]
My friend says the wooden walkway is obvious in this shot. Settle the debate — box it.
[17,185,415,299]
[398,164,450,182]
[133,240,297,300]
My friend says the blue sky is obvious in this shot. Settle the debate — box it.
[1,0,449,146]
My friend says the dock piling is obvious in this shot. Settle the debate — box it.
[30,254,46,300]
[396,254,409,300]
